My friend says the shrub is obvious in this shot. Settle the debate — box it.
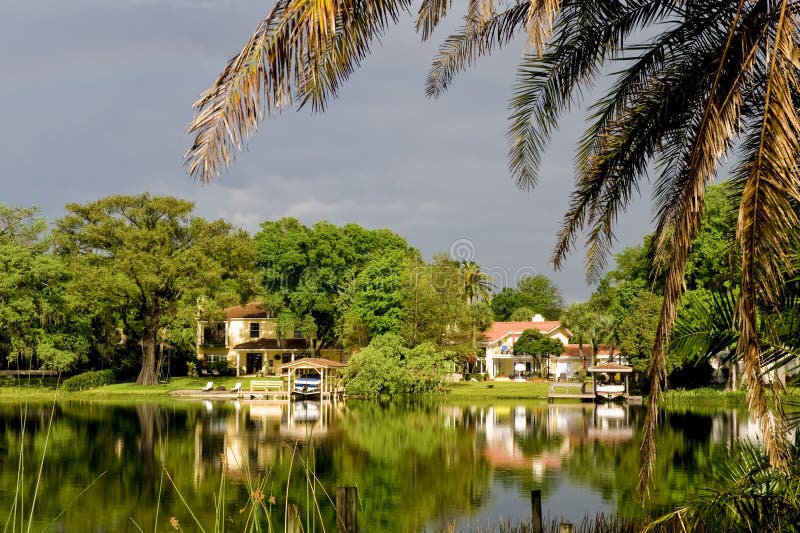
[344,335,450,396]
[62,369,116,392]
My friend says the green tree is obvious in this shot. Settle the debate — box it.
[399,255,471,352]
[55,194,254,385]
[561,303,614,366]
[512,328,565,377]
[491,274,564,321]
[459,260,493,305]
[255,218,411,347]
[275,308,297,348]
[617,291,663,374]
[0,205,99,372]
[299,313,318,351]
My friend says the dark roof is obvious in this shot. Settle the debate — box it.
[232,338,310,350]
[233,338,279,350]
[284,338,310,349]
[224,303,268,319]
[587,362,633,373]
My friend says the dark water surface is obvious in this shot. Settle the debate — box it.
[0,399,754,532]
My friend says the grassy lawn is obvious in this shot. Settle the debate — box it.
[0,376,253,401]
[444,380,552,400]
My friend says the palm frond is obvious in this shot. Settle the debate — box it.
[734,0,800,470]
[186,0,411,182]
[639,0,767,496]
[648,442,800,531]
[670,290,739,364]
[426,2,529,98]
[416,0,451,40]
[524,0,562,54]
[507,1,682,246]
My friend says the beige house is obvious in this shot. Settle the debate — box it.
[196,303,343,376]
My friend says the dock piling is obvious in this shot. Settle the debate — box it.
[336,486,358,533]
[531,489,543,533]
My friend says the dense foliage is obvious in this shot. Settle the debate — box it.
[0,199,498,386]
[491,274,564,321]
[512,329,565,377]
[343,334,450,395]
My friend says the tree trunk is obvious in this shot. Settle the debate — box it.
[136,315,160,386]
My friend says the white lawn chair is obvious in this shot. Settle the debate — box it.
[231,382,242,393]
[202,382,214,392]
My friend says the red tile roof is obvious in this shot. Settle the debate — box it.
[224,303,268,319]
[482,321,564,343]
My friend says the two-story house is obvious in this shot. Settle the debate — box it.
[196,303,343,376]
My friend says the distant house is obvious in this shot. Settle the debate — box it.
[479,314,620,379]
[480,315,571,378]
[196,303,343,376]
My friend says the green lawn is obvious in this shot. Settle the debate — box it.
[0,376,251,401]
[443,380,551,400]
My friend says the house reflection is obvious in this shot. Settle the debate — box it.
[191,400,341,484]
[442,404,638,478]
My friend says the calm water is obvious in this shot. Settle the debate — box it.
[0,399,755,532]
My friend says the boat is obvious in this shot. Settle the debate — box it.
[587,362,633,403]
[594,383,627,402]
[292,375,322,398]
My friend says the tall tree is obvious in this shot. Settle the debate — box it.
[561,303,614,366]
[492,274,564,321]
[55,194,255,385]
[459,261,494,305]
[0,205,90,371]
[255,218,411,347]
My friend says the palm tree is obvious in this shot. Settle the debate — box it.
[459,260,494,305]
[187,0,800,492]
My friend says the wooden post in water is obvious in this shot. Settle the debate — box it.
[530,490,543,533]
[559,522,575,533]
[336,486,358,533]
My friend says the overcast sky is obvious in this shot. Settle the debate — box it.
[0,0,653,304]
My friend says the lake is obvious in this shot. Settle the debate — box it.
[0,399,755,532]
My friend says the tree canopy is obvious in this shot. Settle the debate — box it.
[55,194,255,385]
[491,274,564,321]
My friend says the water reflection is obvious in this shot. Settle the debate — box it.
[0,400,757,531]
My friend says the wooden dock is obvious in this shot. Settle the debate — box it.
[547,382,595,402]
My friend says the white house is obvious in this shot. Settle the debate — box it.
[480,315,572,378]
[480,315,622,379]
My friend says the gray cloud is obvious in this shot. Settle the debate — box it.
[0,2,654,306]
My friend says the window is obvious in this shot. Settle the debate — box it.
[294,329,303,339]
[202,323,225,346]
[250,322,260,339]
